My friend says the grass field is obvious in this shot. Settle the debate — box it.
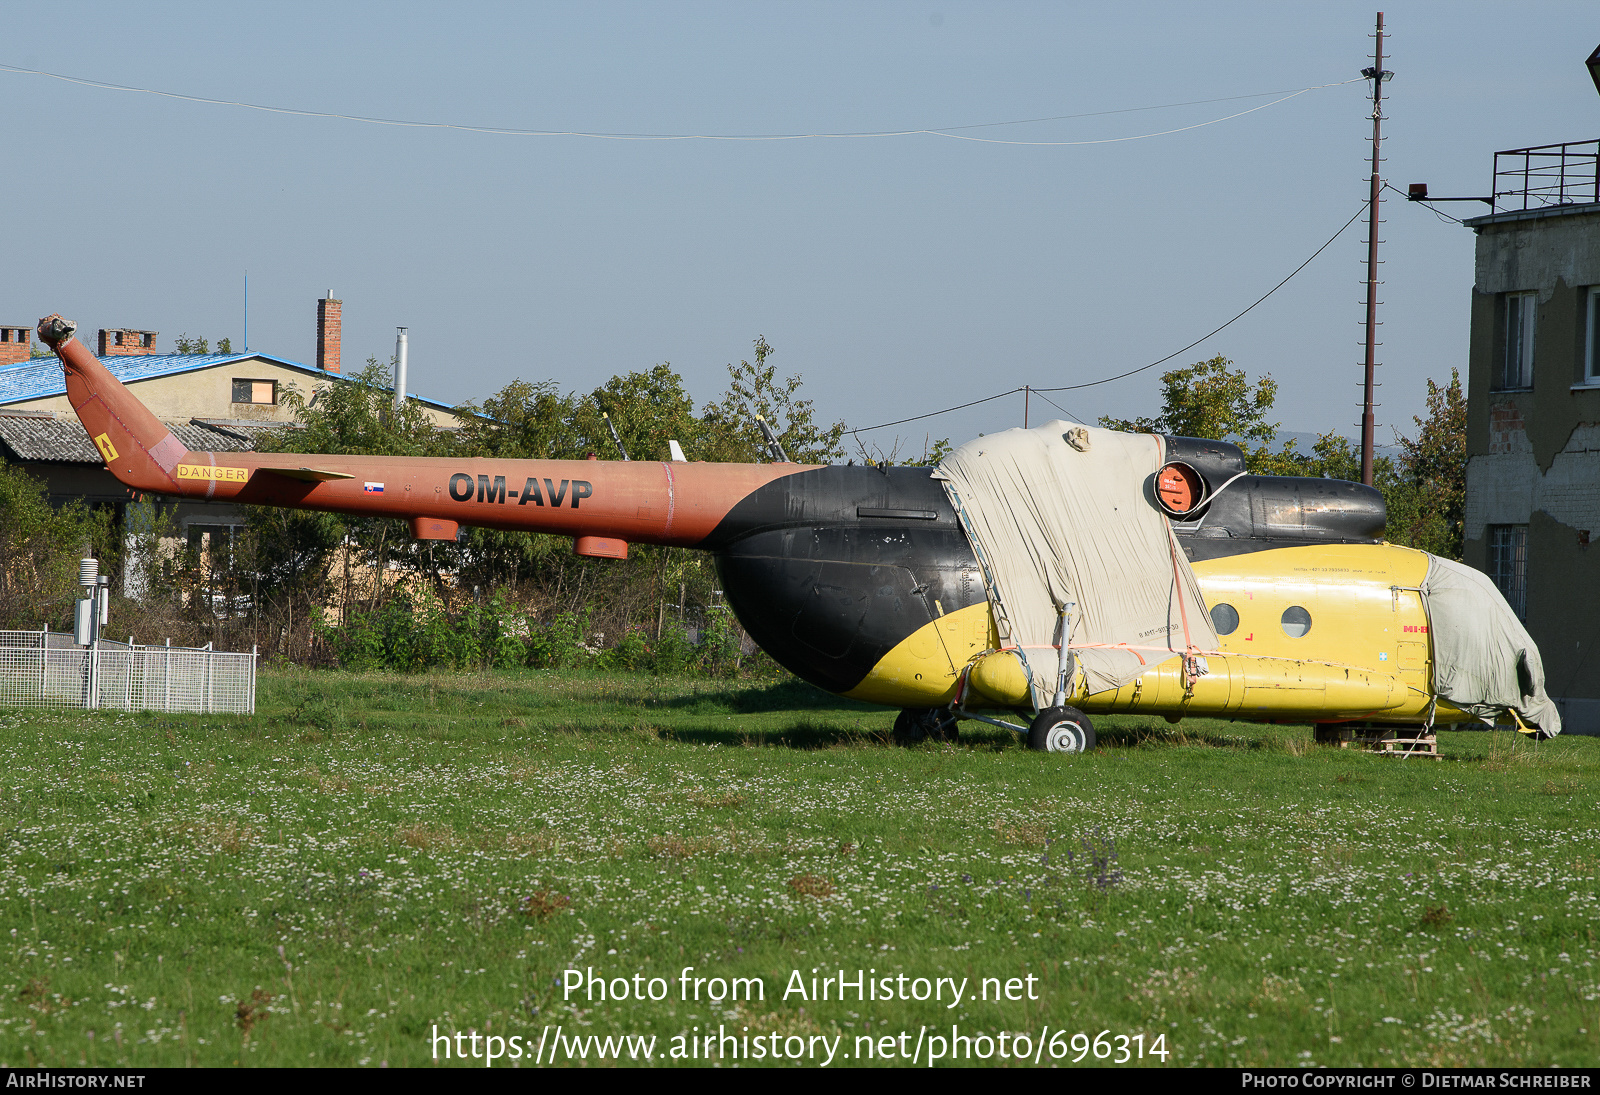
[0,666,1595,1068]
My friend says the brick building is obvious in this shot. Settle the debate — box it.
[1459,140,1600,733]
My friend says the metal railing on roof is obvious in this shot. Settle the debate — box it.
[1493,139,1600,212]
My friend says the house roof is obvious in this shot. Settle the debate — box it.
[0,412,285,464]
[0,351,459,414]
[0,351,304,404]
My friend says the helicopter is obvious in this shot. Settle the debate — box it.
[36,313,1559,750]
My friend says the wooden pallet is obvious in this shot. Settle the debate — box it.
[1361,728,1441,759]
[1313,723,1441,758]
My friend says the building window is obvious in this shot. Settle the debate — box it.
[1586,287,1600,383]
[187,523,237,554]
[1498,292,1535,390]
[1489,524,1528,621]
[231,378,276,405]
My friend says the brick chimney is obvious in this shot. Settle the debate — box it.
[0,326,31,367]
[317,295,342,373]
[98,329,159,356]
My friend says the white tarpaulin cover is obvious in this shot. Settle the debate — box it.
[934,421,1216,706]
[1421,554,1561,736]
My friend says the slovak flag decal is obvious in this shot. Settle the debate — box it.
[364,482,384,493]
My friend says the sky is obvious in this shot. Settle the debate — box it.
[2,1,1597,458]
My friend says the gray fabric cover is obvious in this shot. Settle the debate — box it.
[1421,554,1561,736]
[934,421,1217,706]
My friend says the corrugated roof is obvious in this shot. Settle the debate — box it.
[0,352,315,405]
[0,414,286,463]
[0,351,459,413]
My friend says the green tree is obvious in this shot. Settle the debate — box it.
[0,464,118,629]
[455,363,700,463]
[588,363,700,462]
[1392,369,1466,560]
[698,337,847,464]
[270,357,455,459]
[1099,355,1281,471]
[455,379,583,461]
[852,433,953,467]
[172,334,234,354]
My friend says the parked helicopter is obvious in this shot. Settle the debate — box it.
[37,313,1557,750]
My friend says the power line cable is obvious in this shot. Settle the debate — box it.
[851,387,1026,435]
[0,61,1360,144]
[1032,203,1366,392]
[918,84,1358,146]
[852,202,1367,433]
[937,83,1362,132]
[1031,391,1083,424]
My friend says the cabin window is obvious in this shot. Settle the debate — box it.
[1280,606,1311,638]
[1209,603,1239,636]
[1489,524,1528,621]
[1498,292,1535,391]
[232,379,277,405]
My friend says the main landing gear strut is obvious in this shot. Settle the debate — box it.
[891,704,1096,753]
[892,707,959,745]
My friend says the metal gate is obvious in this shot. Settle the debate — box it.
[0,630,256,714]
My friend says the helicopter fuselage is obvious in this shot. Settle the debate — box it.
[40,313,1457,731]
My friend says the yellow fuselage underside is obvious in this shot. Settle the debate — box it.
[842,543,1456,725]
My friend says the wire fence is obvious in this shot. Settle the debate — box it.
[0,630,256,714]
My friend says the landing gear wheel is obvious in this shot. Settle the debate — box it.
[1027,706,1095,753]
[893,707,959,745]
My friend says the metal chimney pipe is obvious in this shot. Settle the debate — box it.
[394,328,408,412]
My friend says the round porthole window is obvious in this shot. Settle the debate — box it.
[1209,603,1240,636]
[1281,606,1312,638]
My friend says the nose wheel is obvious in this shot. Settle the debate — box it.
[893,707,959,745]
[1027,706,1095,753]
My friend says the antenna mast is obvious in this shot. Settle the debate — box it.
[1360,12,1390,487]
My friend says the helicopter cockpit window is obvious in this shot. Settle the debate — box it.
[1209,603,1240,636]
[1281,606,1312,638]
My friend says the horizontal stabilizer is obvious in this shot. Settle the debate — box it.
[259,467,357,482]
